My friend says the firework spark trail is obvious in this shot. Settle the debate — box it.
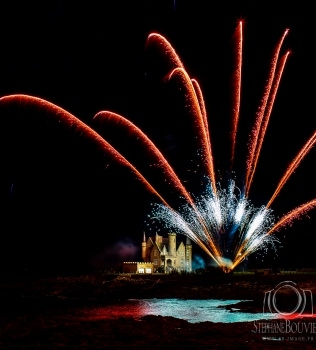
[0,94,171,207]
[246,51,290,195]
[230,206,277,269]
[245,29,289,195]
[191,78,211,153]
[191,79,207,125]
[93,110,196,206]
[232,201,253,252]
[234,206,273,250]
[267,131,316,208]
[146,33,184,70]
[183,202,223,261]
[267,199,316,235]
[231,232,278,270]
[231,21,243,168]
[168,67,217,192]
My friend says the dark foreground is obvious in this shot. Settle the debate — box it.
[1,272,316,349]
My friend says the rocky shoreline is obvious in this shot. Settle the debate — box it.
[1,272,316,349]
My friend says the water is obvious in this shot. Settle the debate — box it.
[83,299,278,323]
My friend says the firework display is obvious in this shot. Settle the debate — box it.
[94,24,316,272]
[1,23,315,272]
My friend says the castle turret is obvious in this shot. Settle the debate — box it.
[185,236,192,272]
[141,232,147,261]
[168,233,177,256]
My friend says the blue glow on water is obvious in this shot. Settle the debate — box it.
[85,299,278,323]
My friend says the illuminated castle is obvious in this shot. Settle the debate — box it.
[142,232,192,273]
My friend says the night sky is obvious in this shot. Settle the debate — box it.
[0,1,315,274]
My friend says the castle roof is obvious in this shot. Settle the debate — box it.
[148,234,188,253]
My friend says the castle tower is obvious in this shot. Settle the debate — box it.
[168,233,177,256]
[141,232,147,261]
[185,236,192,272]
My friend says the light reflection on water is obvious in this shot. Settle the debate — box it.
[83,299,278,323]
